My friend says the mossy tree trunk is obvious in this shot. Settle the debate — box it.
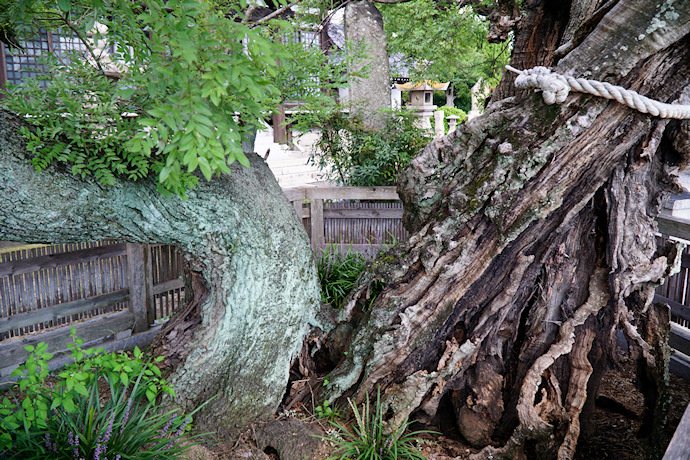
[0,110,321,430]
[311,1,690,458]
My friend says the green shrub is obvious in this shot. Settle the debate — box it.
[438,106,467,134]
[0,328,208,459]
[323,387,430,460]
[310,108,432,186]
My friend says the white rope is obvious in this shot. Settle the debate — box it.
[506,65,690,119]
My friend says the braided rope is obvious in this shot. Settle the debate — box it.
[506,65,690,119]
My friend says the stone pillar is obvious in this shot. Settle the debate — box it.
[345,1,391,130]
[434,110,445,138]
[467,78,491,121]
[391,86,402,109]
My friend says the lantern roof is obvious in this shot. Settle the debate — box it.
[394,80,450,91]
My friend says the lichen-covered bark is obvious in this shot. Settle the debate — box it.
[299,1,690,457]
[0,110,321,429]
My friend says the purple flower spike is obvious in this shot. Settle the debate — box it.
[101,411,116,445]
[94,442,104,460]
[120,396,133,435]
[165,415,191,450]
[68,431,80,458]
[158,413,177,439]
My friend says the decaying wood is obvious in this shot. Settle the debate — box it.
[293,1,690,458]
[151,269,207,369]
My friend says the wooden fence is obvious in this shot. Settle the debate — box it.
[0,242,184,378]
[284,186,408,252]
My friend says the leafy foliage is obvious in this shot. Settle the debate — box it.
[0,328,206,458]
[381,0,511,111]
[314,399,342,421]
[310,108,432,186]
[6,58,150,187]
[323,387,430,460]
[1,0,357,196]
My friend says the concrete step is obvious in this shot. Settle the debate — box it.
[274,170,323,187]
[269,163,320,175]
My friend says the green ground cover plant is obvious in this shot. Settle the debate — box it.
[0,328,207,459]
[317,244,373,309]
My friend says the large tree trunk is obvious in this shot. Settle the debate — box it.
[307,1,690,457]
[0,110,321,430]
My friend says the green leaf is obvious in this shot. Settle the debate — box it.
[160,166,172,183]
[50,398,62,410]
[57,0,71,12]
[120,372,129,387]
[62,397,75,413]
[74,383,88,396]
[197,157,213,181]
[235,150,250,168]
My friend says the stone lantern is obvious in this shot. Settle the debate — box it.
[394,81,450,129]
[446,114,461,133]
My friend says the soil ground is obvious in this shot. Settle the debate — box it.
[198,352,690,460]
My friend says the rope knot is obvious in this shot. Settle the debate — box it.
[514,66,570,104]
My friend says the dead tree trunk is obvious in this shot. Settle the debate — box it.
[308,1,690,457]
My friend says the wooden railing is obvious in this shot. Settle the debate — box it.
[664,402,690,459]
[656,215,690,358]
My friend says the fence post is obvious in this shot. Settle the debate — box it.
[310,199,324,250]
[126,243,154,333]
[292,199,303,220]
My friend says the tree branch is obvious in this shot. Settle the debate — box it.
[58,11,104,73]
[246,0,301,28]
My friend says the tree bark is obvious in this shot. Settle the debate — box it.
[305,1,690,457]
[0,110,321,430]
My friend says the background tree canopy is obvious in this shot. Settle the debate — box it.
[380,0,511,111]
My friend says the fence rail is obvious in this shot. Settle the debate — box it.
[650,214,690,357]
